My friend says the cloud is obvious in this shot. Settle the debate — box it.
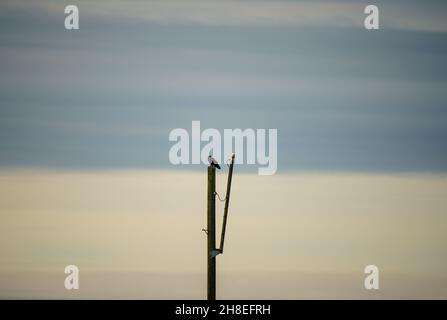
[1,170,446,273]
[0,169,446,298]
[1,0,447,172]
[2,0,447,32]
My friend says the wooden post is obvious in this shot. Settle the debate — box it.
[207,166,216,300]
[219,154,235,253]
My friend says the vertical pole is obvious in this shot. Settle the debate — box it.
[207,166,216,300]
[219,154,235,253]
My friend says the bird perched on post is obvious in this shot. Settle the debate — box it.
[208,155,221,169]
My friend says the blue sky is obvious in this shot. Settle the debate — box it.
[1,0,446,173]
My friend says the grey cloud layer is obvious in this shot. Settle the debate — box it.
[3,0,447,32]
[0,1,446,172]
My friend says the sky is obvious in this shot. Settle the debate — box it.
[0,0,446,172]
[1,170,446,299]
[0,0,447,299]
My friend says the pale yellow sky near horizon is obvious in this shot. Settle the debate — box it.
[0,169,446,298]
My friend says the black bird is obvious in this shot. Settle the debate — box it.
[208,155,221,169]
